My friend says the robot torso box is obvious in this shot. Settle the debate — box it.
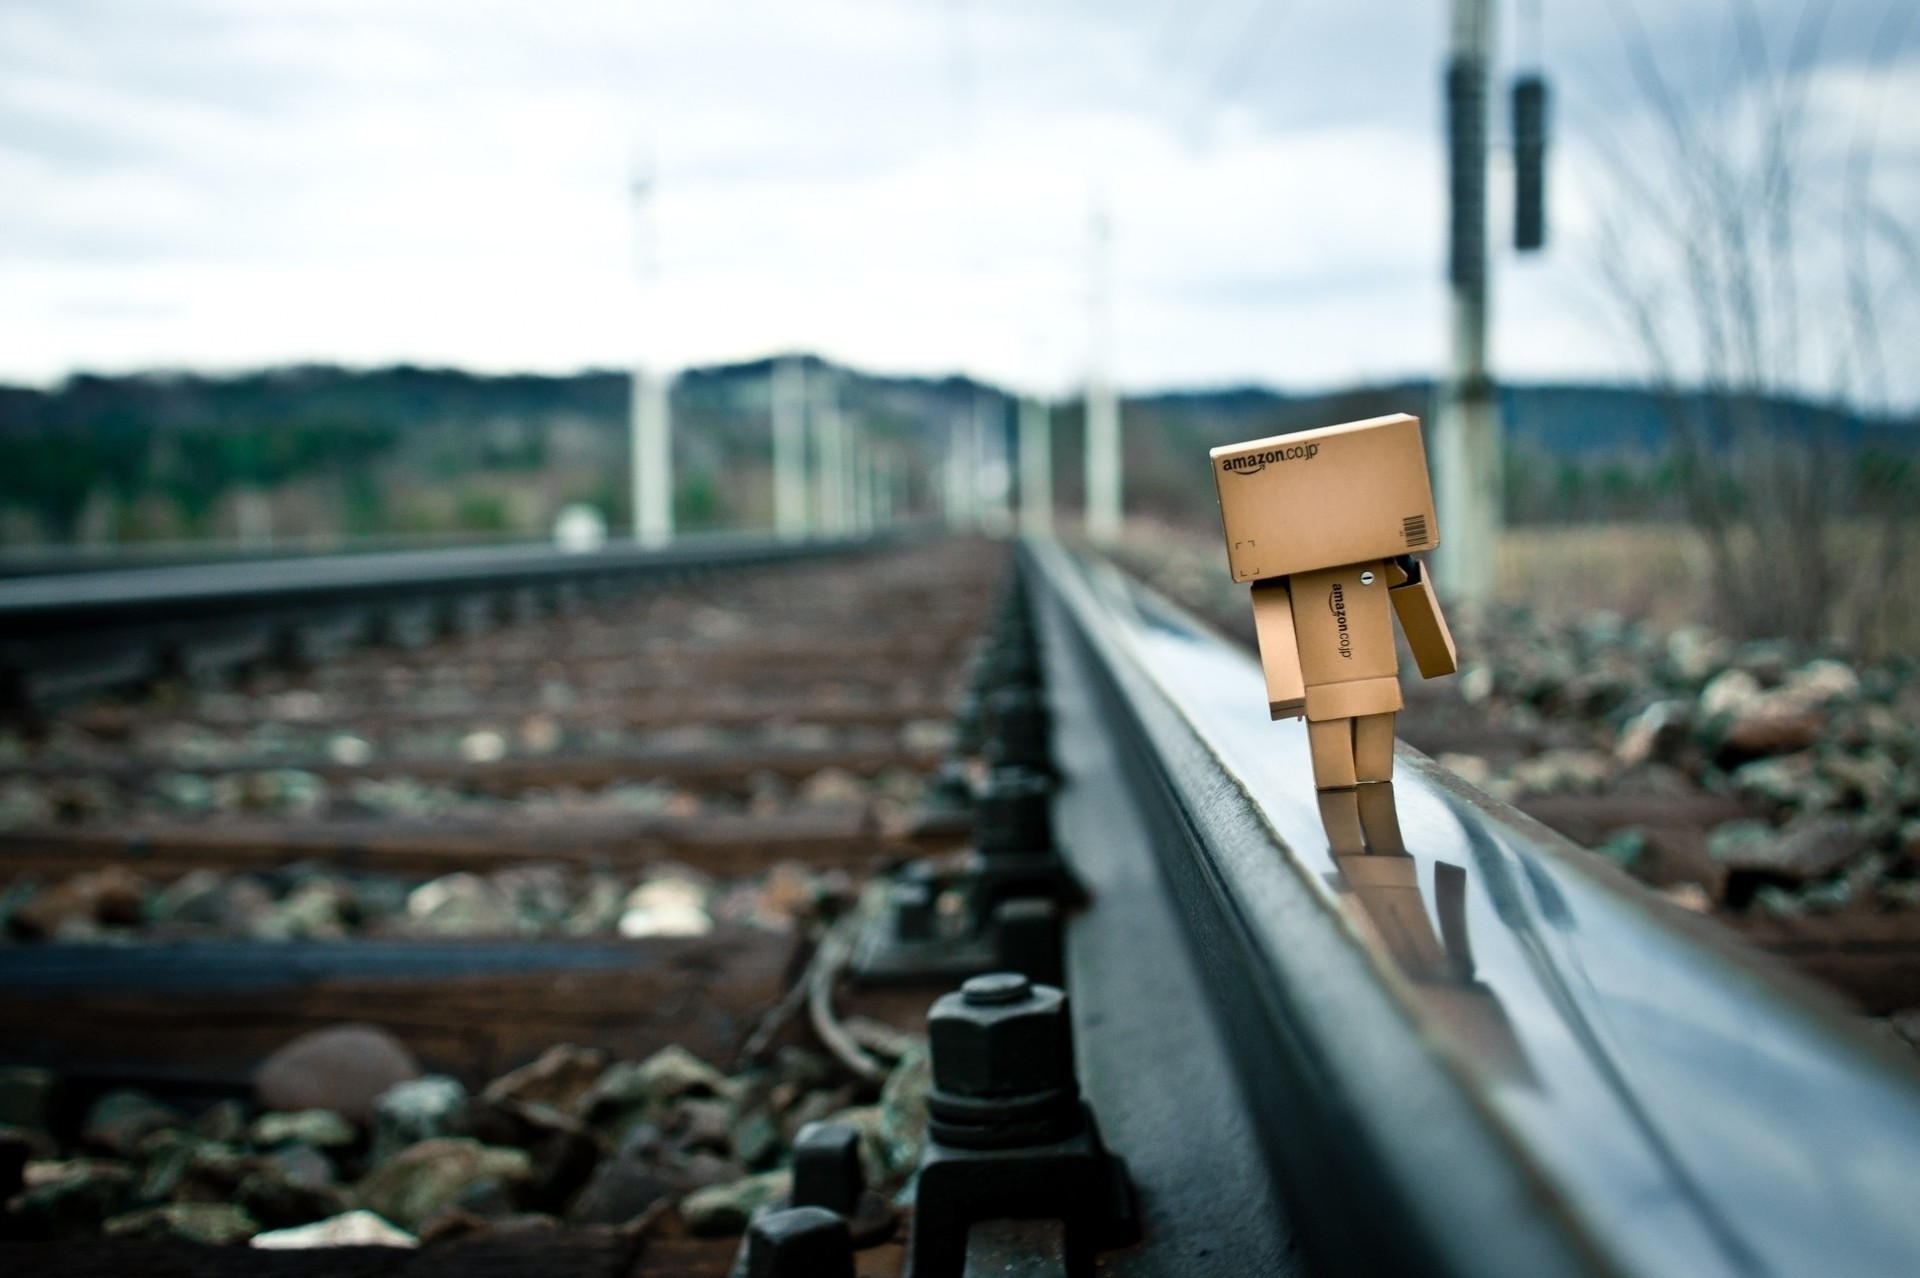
[1210,413,1439,583]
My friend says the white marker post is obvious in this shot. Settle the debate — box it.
[1084,202,1122,545]
[1019,395,1054,536]
[772,358,809,541]
[812,370,848,536]
[631,366,673,548]
[629,164,673,548]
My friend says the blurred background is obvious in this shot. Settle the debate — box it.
[1,0,1915,650]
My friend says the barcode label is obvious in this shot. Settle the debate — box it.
[1403,515,1429,546]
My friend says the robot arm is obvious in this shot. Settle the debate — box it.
[1387,556,1459,680]
[1250,577,1307,720]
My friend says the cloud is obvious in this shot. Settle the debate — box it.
[0,0,1913,403]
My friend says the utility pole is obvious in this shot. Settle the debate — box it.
[1433,0,1499,602]
[944,413,977,532]
[976,389,1012,537]
[772,358,809,540]
[1084,200,1122,545]
[629,163,673,547]
[877,453,896,527]
[1019,395,1054,535]
[852,436,874,534]
[812,369,848,535]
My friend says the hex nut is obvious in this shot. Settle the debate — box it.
[745,1205,854,1278]
[928,974,1074,1100]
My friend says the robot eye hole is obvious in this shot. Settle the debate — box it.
[1360,571,1376,585]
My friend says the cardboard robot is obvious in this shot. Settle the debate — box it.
[1209,413,1459,789]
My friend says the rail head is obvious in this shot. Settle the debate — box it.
[0,531,894,637]
[1022,537,1920,1278]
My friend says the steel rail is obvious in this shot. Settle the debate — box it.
[1022,538,1920,1278]
[0,531,887,631]
[0,531,891,705]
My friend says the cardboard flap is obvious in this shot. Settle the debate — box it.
[1250,579,1306,719]
[1390,573,1458,679]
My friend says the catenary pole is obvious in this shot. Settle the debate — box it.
[1432,0,1500,601]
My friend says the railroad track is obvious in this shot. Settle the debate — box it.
[5,533,1920,1276]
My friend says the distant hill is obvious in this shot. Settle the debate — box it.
[0,362,1910,545]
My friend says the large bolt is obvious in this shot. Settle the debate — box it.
[890,878,937,943]
[974,767,1053,858]
[991,897,1063,988]
[984,643,1043,690]
[926,973,1081,1150]
[982,688,1051,771]
[925,757,975,809]
[790,1122,864,1218]
[743,1206,854,1278]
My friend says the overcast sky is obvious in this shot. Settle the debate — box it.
[2,0,1915,397]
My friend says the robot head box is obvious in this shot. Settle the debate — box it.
[1209,412,1439,583]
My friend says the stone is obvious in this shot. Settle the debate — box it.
[1666,626,1730,683]
[236,1164,353,1228]
[463,1097,606,1212]
[1436,752,1494,788]
[0,1066,57,1132]
[1508,749,1614,797]
[261,1141,338,1191]
[252,1108,358,1150]
[82,1089,185,1157]
[195,1099,250,1146]
[353,1137,531,1232]
[799,768,866,809]
[1820,752,1901,809]
[103,1202,260,1244]
[405,873,516,936]
[679,1169,791,1238]
[731,1110,782,1170]
[565,1125,678,1227]
[148,871,260,934]
[0,1126,51,1201]
[666,1098,735,1155]
[250,1209,419,1250]
[8,867,150,939]
[1614,700,1690,767]
[10,1159,135,1238]
[1591,828,1647,871]
[254,1024,421,1126]
[617,877,711,938]
[1784,659,1860,705]
[1657,883,1714,913]
[1732,640,1793,684]
[1698,669,1764,720]
[275,879,352,939]
[133,1130,204,1201]
[777,1088,851,1147]
[577,1045,731,1131]
[166,1141,256,1204]
[490,864,575,932]
[373,1075,469,1163]
[876,1043,932,1181]
[481,1044,608,1112]
[459,731,509,764]
[1730,755,1840,813]
[563,874,627,936]
[1717,698,1826,759]
[715,862,820,933]
[1708,817,1868,883]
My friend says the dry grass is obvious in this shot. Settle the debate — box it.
[1113,517,1920,659]
[1501,522,1920,657]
